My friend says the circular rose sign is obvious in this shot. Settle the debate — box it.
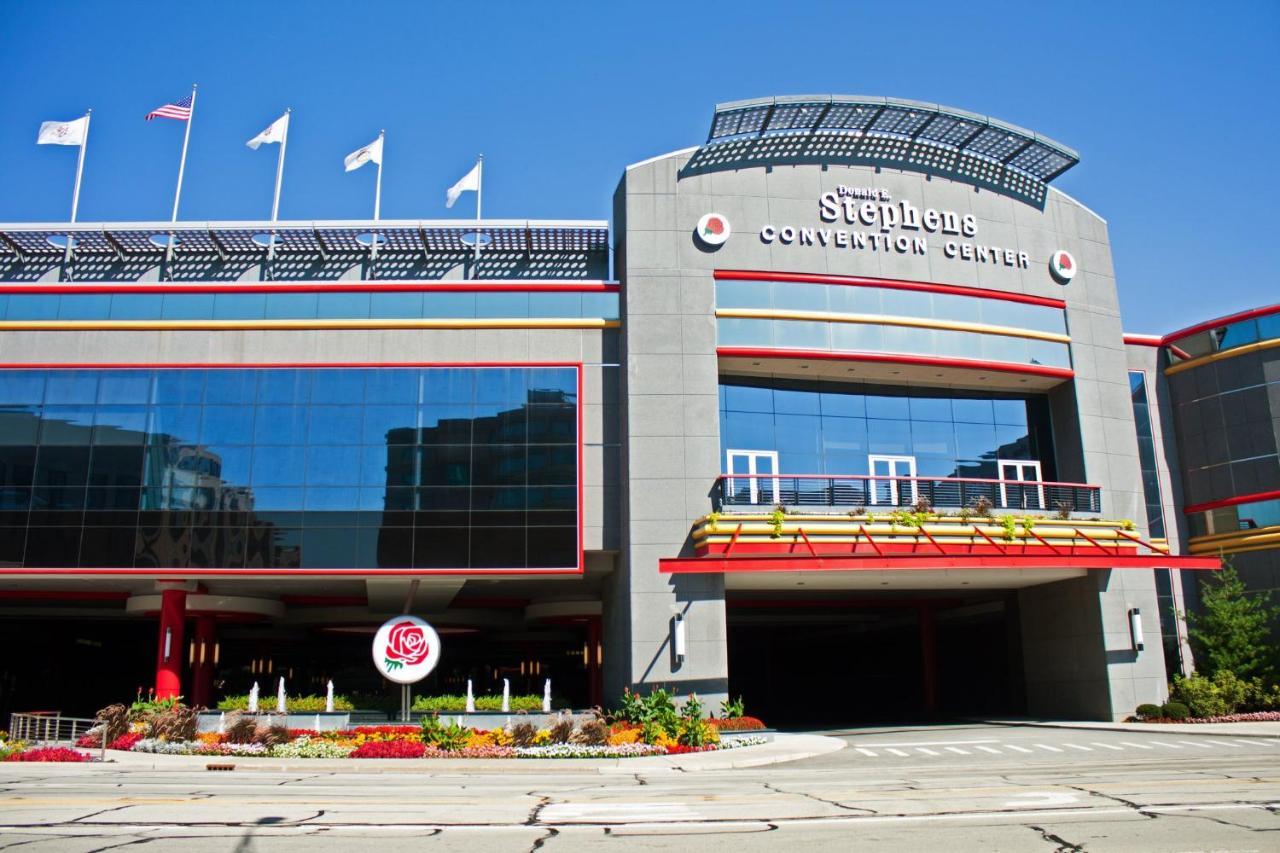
[1049,249,1077,284]
[372,616,441,684]
[694,212,731,247]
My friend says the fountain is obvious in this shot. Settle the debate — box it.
[277,677,286,714]
[248,682,260,713]
[543,678,552,713]
[325,680,335,713]
[502,678,510,713]
[465,679,475,713]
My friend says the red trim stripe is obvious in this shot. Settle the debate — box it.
[0,281,619,295]
[714,270,1067,309]
[1184,489,1280,515]
[1123,334,1163,347]
[661,554,1220,573]
[0,361,579,369]
[1164,304,1280,345]
[717,347,1075,380]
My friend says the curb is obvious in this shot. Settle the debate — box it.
[970,718,1280,739]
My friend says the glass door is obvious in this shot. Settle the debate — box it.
[998,459,1045,509]
[867,454,917,506]
[726,449,780,506]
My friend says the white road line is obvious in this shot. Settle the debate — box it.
[1063,743,1092,751]
[1090,742,1124,751]
[1265,739,1280,746]
[1033,743,1063,752]
[1121,741,1154,750]
[1005,744,1034,753]
[1234,739,1266,747]
[886,748,910,757]
[945,747,970,755]
[1149,741,1183,749]
[916,747,940,756]
[1177,740,1213,749]
[975,745,1002,754]
[1203,740,1241,748]
[858,739,1001,747]
[855,748,878,757]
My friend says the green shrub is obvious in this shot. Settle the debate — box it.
[410,694,548,712]
[1161,701,1189,721]
[215,694,355,712]
[1170,670,1251,717]
[614,688,646,724]
[642,688,680,738]
[1186,563,1280,682]
[1135,703,1162,720]
[678,694,712,747]
[719,695,745,719]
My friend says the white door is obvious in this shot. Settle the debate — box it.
[726,449,780,505]
[998,459,1045,509]
[868,454,917,506]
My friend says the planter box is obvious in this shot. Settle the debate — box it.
[196,711,351,733]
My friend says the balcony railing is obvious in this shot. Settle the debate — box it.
[714,474,1101,513]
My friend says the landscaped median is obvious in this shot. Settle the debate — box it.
[50,688,769,764]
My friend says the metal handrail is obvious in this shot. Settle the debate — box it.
[713,473,1101,513]
[8,712,98,745]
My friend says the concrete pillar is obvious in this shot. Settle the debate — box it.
[153,588,187,700]
[190,616,217,709]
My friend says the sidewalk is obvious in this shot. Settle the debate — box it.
[977,717,1280,738]
[98,733,845,773]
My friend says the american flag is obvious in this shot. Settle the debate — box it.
[146,94,193,121]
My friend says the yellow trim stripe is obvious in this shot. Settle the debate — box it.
[1165,337,1280,376]
[0,318,620,332]
[715,308,1070,344]
[1187,523,1280,545]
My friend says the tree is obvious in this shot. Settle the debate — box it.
[1186,563,1280,681]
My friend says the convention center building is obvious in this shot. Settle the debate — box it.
[0,94,1265,725]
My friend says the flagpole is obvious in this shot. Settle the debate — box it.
[267,108,290,264]
[271,108,289,222]
[371,130,384,263]
[70,110,91,223]
[473,154,483,261]
[168,84,197,263]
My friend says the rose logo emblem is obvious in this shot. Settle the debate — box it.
[383,620,429,670]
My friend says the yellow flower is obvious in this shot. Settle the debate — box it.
[533,730,552,746]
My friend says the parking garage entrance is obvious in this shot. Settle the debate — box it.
[726,595,1026,727]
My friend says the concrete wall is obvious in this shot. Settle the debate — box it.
[612,150,1169,718]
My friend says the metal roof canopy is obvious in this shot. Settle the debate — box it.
[0,219,609,260]
[683,95,1080,207]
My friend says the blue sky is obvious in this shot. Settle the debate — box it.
[1,0,1276,333]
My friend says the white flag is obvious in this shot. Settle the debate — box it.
[37,117,88,146]
[247,112,289,150]
[344,135,383,172]
[446,161,481,208]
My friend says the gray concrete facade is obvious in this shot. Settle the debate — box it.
[610,137,1170,719]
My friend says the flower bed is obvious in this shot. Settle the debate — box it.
[708,716,767,731]
[1135,710,1280,724]
[5,746,92,762]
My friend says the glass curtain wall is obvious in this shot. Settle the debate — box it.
[0,366,579,571]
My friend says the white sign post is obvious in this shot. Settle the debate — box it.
[372,616,442,721]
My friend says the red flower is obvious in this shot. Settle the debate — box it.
[384,621,429,665]
[351,739,427,759]
[6,747,91,762]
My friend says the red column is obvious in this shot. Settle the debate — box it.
[190,616,217,709]
[154,587,187,700]
[919,604,940,716]
[586,616,603,709]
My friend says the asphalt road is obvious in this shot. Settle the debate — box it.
[1,723,1277,852]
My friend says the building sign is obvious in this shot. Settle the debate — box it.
[754,185,1033,270]
[695,212,731,246]
[1049,249,1077,283]
[372,615,441,684]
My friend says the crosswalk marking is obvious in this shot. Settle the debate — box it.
[976,745,1002,754]
[886,748,909,757]
[1204,739,1241,748]
[855,748,878,757]
[945,747,970,755]
[1149,741,1182,749]
[1005,744,1034,753]
[1177,740,1213,749]
[1034,743,1063,752]
[1265,739,1280,746]
[1121,741,1153,749]
[1063,743,1092,751]
[1234,739,1264,747]
[1091,742,1124,751]
[843,736,1260,762]
[916,747,940,756]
